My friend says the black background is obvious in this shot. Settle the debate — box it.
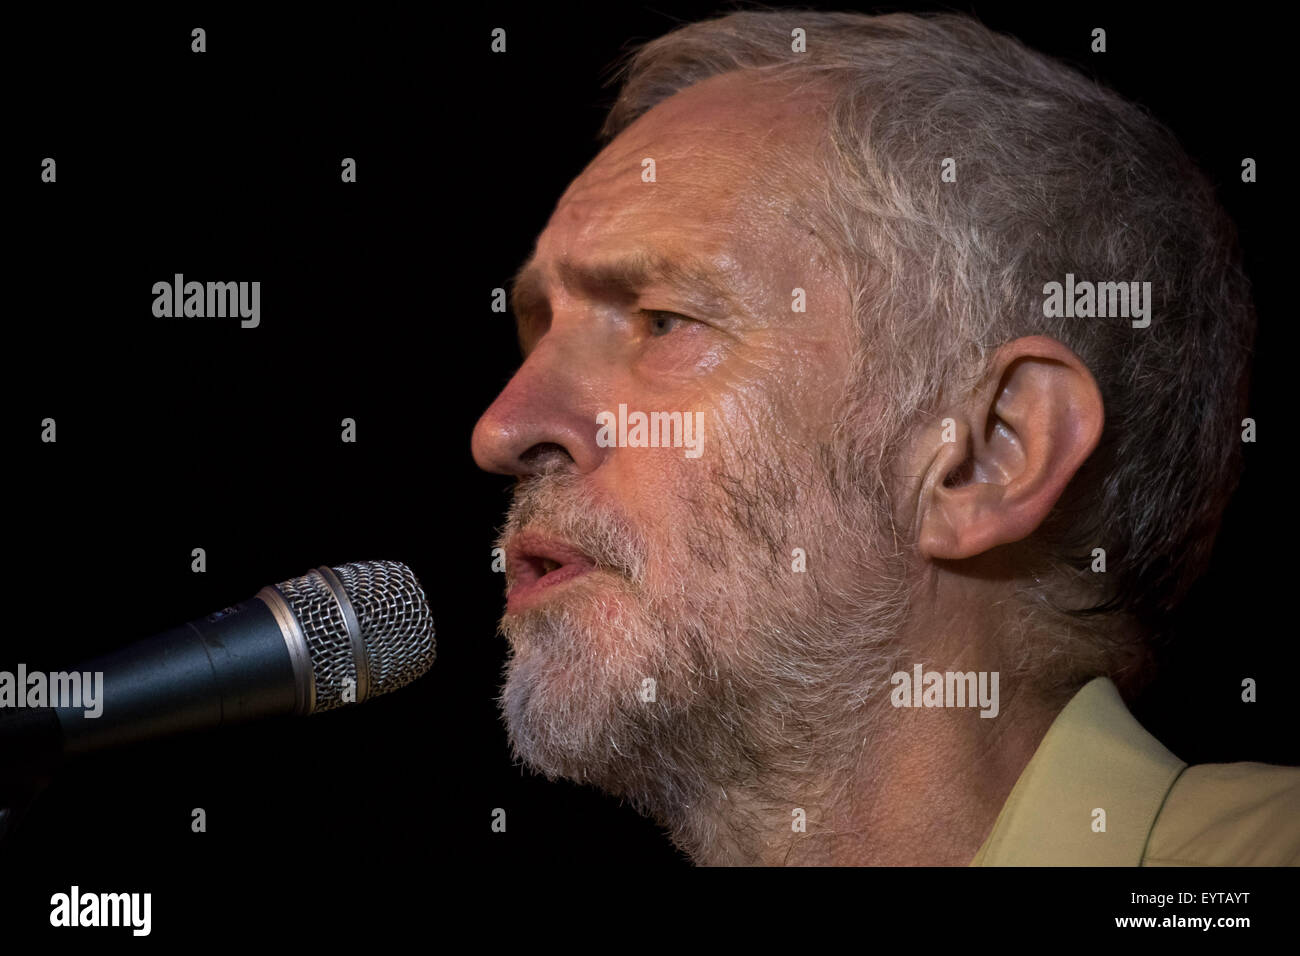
[3,0,1295,937]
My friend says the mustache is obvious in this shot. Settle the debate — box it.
[498,472,648,581]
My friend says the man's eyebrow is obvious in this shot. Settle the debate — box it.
[509,250,744,322]
[509,259,548,327]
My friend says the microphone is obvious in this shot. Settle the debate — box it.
[2,560,436,759]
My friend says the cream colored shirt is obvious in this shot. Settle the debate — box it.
[971,677,1300,865]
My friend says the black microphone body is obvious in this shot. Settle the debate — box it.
[55,597,298,755]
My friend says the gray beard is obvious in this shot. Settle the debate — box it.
[497,446,911,864]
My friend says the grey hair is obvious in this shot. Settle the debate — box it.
[598,9,1255,691]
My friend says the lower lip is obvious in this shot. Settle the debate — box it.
[507,563,595,613]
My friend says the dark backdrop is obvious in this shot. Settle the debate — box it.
[4,0,1294,936]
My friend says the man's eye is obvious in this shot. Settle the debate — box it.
[644,310,688,336]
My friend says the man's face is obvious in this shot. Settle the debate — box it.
[472,73,907,843]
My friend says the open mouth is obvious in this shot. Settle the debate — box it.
[505,531,598,612]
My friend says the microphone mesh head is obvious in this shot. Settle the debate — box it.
[272,560,436,713]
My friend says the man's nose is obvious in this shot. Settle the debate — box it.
[471,340,608,477]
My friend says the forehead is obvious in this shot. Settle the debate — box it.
[526,72,832,292]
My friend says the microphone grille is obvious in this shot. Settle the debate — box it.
[330,560,436,695]
[272,560,436,713]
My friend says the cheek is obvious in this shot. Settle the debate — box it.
[603,447,700,516]
[599,448,717,558]
[632,323,729,386]
[728,338,850,449]
[595,334,840,518]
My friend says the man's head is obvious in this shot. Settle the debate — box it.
[472,11,1254,863]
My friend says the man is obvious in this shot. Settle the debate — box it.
[471,10,1298,865]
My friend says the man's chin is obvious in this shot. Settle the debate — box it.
[501,648,639,786]
[499,600,672,789]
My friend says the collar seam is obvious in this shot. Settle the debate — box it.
[1136,760,1192,866]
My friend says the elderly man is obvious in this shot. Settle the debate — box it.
[472,10,1298,865]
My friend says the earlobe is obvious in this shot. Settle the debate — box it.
[916,336,1104,561]
[921,475,1015,560]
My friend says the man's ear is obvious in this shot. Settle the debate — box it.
[916,336,1104,560]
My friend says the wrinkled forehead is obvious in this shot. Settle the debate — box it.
[542,71,834,262]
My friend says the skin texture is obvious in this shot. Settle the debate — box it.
[472,71,1104,865]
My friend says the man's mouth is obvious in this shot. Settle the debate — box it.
[505,531,598,613]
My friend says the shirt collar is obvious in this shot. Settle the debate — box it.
[970,676,1187,865]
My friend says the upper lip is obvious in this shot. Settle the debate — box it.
[505,530,597,587]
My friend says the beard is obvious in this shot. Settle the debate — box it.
[495,421,912,864]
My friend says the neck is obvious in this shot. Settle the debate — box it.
[671,670,1057,866]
